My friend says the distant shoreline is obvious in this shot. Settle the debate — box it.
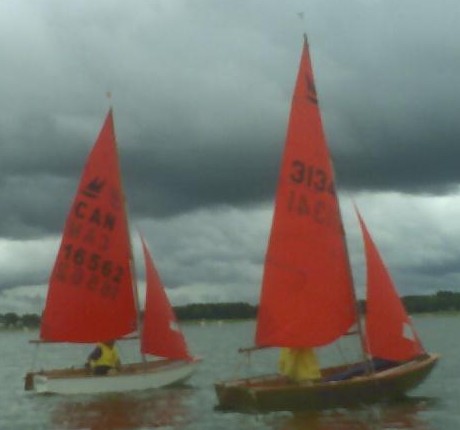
[1,291,459,328]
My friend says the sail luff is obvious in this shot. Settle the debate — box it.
[301,35,368,364]
[337,202,372,371]
[110,109,144,360]
[255,37,356,348]
[303,36,368,361]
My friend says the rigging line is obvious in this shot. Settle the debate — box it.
[30,342,40,371]
[340,192,374,373]
[233,349,253,379]
[110,111,145,364]
[335,340,348,365]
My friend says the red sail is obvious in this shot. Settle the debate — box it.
[356,209,424,361]
[40,110,137,342]
[140,236,192,360]
[255,37,356,348]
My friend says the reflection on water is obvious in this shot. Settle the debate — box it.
[50,389,437,430]
[51,386,194,430]
[264,397,437,430]
[3,318,458,429]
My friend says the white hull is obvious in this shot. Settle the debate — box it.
[25,358,200,395]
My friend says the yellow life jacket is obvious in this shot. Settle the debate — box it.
[90,342,120,369]
[278,347,321,381]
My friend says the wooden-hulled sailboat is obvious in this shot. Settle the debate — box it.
[25,110,200,395]
[214,36,438,411]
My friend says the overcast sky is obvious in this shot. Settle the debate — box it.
[1,0,459,313]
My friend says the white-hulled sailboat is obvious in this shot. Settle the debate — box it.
[25,110,200,395]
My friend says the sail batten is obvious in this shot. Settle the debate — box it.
[40,110,137,343]
[255,38,356,348]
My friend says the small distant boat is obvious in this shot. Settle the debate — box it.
[214,35,439,412]
[25,110,200,395]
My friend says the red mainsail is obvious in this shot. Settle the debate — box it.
[40,110,137,342]
[356,209,424,361]
[255,37,356,348]
[140,236,191,360]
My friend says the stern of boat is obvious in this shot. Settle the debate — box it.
[214,375,292,411]
[214,380,259,411]
[24,371,50,393]
[24,372,34,391]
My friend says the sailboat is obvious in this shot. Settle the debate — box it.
[214,35,439,411]
[24,110,200,395]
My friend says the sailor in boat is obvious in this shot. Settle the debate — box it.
[85,340,121,376]
[278,348,400,383]
[278,348,321,383]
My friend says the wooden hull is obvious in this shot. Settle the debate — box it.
[25,358,200,395]
[215,353,439,412]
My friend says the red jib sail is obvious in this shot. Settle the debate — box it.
[40,110,137,342]
[140,236,192,360]
[255,37,356,348]
[356,209,424,361]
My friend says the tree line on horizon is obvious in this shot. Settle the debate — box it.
[1,290,460,328]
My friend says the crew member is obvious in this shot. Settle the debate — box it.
[85,340,121,375]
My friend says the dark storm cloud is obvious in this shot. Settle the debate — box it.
[1,0,457,239]
[305,0,460,195]
[121,128,282,218]
[326,43,460,194]
[0,112,100,237]
[1,0,460,303]
[0,97,285,237]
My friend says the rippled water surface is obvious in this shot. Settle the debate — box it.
[0,314,458,429]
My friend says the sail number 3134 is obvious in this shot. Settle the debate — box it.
[290,160,334,194]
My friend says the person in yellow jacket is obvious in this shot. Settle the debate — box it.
[85,340,121,375]
[278,347,321,382]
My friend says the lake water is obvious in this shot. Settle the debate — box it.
[0,314,457,429]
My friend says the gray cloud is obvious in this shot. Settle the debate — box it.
[1,0,459,307]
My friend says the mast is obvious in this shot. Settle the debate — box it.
[110,107,146,363]
[340,201,373,373]
[302,34,371,372]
